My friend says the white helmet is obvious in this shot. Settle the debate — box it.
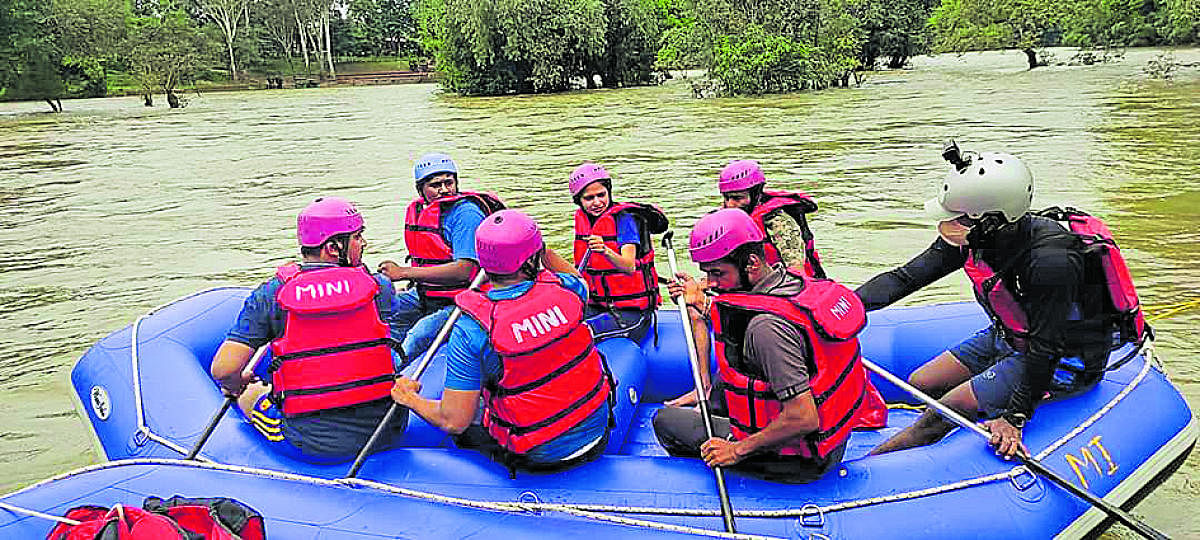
[924,152,1033,223]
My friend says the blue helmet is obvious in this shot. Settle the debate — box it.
[414,152,458,184]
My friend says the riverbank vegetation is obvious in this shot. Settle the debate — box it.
[2,0,1198,107]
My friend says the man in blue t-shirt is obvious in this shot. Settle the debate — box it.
[211,197,408,462]
[390,210,612,472]
[379,153,493,366]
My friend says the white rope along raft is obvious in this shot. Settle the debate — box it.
[1,290,1161,538]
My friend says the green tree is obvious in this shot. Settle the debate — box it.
[124,10,215,107]
[594,0,662,87]
[193,0,251,79]
[343,0,417,56]
[855,0,935,69]
[686,0,866,95]
[929,0,1061,69]
[417,0,608,95]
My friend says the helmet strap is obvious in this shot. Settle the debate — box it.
[519,247,545,281]
[965,213,1010,248]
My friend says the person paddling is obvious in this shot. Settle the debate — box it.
[653,209,886,482]
[210,197,408,462]
[717,159,826,278]
[569,162,668,342]
[378,153,504,366]
[390,210,614,474]
[861,142,1142,458]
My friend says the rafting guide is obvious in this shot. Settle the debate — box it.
[860,142,1148,459]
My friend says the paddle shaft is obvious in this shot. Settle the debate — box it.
[188,345,270,460]
[859,357,1168,540]
[577,247,592,274]
[662,231,737,534]
[345,271,487,479]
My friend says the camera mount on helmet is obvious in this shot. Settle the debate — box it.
[942,139,972,173]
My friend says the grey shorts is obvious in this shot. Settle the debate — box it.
[949,326,1098,419]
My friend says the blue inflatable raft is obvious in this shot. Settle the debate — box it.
[45,288,1198,538]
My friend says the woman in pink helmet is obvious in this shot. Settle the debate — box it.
[717,159,826,278]
[210,197,410,462]
[390,210,614,472]
[653,209,886,482]
[569,162,669,343]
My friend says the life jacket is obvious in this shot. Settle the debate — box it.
[572,202,666,311]
[1036,207,1146,345]
[456,272,614,455]
[749,190,825,278]
[47,497,264,540]
[268,263,396,417]
[403,191,505,301]
[963,208,1146,353]
[710,271,887,459]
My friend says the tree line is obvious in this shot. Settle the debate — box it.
[2,0,1198,108]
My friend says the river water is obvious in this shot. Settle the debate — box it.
[1,47,1197,536]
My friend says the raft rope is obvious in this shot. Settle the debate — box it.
[129,287,249,462]
[91,287,1162,534]
[1144,297,1200,322]
[0,459,778,540]
[0,501,80,526]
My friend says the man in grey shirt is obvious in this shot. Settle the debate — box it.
[653,209,883,482]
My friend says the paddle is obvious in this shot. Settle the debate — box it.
[859,357,1169,540]
[187,345,269,460]
[661,230,737,534]
[577,247,592,274]
[345,271,488,479]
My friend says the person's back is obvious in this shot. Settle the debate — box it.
[390,210,612,474]
[211,197,407,462]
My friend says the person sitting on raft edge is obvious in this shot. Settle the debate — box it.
[653,209,887,483]
[210,196,408,462]
[717,159,826,278]
[377,152,504,368]
[569,161,669,343]
[390,209,616,476]
[859,143,1144,459]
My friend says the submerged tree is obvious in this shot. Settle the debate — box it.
[124,11,215,107]
[417,0,663,95]
[929,0,1060,69]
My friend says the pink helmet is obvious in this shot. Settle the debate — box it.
[689,208,764,263]
[297,196,365,247]
[475,209,544,274]
[718,159,767,193]
[568,162,611,197]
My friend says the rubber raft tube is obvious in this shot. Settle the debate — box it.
[67,287,1197,539]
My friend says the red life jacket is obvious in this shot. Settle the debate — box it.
[963,251,1033,352]
[572,202,665,311]
[47,497,265,540]
[403,191,504,301]
[269,264,395,417]
[710,271,887,459]
[748,190,825,278]
[1037,207,1146,344]
[456,272,613,455]
[963,208,1146,353]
